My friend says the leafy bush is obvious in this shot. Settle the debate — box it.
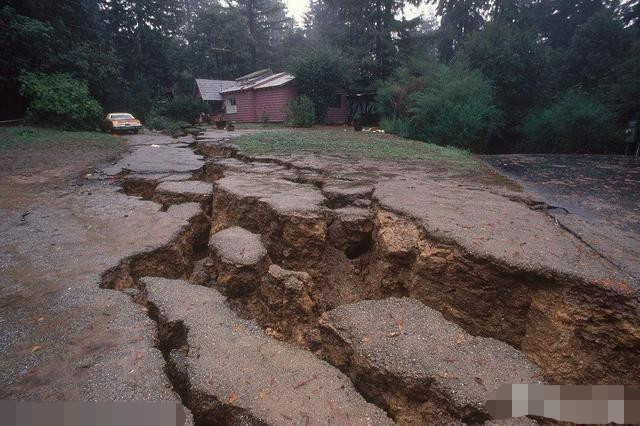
[290,48,345,122]
[521,91,620,153]
[19,72,103,130]
[284,95,315,127]
[376,63,430,120]
[380,117,415,139]
[260,110,270,125]
[154,96,210,123]
[145,111,186,132]
[408,65,503,152]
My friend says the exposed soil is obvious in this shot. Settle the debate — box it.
[2,128,639,425]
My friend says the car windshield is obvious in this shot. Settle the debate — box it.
[111,114,134,120]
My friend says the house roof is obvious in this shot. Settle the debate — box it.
[195,79,236,101]
[220,72,295,94]
[237,69,272,82]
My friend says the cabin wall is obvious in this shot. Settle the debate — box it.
[223,90,256,122]
[223,85,348,124]
[253,85,297,122]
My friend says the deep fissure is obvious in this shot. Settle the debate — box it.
[97,134,640,425]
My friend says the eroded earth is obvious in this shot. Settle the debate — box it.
[1,129,639,425]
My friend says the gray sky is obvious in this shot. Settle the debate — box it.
[284,1,437,25]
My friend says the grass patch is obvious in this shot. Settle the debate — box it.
[233,122,286,130]
[0,126,120,152]
[233,128,478,168]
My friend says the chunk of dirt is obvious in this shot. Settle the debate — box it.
[143,277,393,426]
[154,181,213,207]
[320,297,544,424]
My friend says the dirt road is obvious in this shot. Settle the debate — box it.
[0,133,203,407]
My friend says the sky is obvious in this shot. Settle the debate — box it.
[284,0,437,25]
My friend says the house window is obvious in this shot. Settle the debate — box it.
[331,94,342,109]
[226,97,237,113]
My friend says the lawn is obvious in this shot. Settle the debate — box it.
[0,126,119,152]
[0,126,124,179]
[232,127,479,169]
[233,122,286,130]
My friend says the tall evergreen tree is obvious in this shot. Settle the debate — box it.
[306,0,423,90]
[430,0,489,62]
[231,0,295,68]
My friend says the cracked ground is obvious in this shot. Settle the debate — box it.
[1,128,638,425]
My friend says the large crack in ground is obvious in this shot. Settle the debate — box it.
[97,132,640,425]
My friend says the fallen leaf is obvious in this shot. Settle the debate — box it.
[31,345,42,353]
[294,374,318,390]
[227,392,238,405]
[456,333,465,344]
[361,336,369,343]
[474,377,485,387]
[258,388,265,400]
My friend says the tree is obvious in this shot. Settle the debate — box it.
[290,48,345,122]
[101,0,186,86]
[232,0,295,68]
[430,0,489,62]
[185,5,253,79]
[522,91,620,153]
[19,72,103,130]
[376,60,433,120]
[460,21,554,150]
[306,0,423,90]
[409,64,503,151]
[0,6,55,118]
[527,0,615,48]
[605,40,640,124]
[562,8,630,90]
[284,95,316,127]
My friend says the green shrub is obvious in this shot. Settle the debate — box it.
[155,96,210,123]
[409,65,503,152]
[260,110,270,125]
[284,95,315,127]
[290,48,345,122]
[145,111,185,131]
[522,91,620,153]
[376,64,429,120]
[19,72,103,130]
[380,117,415,139]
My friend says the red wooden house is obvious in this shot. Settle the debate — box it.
[210,69,349,124]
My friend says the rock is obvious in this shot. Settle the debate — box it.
[208,226,268,296]
[154,181,213,206]
[320,297,544,424]
[143,277,393,426]
[323,180,374,208]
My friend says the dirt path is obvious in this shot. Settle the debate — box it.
[1,129,639,425]
[0,132,204,408]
